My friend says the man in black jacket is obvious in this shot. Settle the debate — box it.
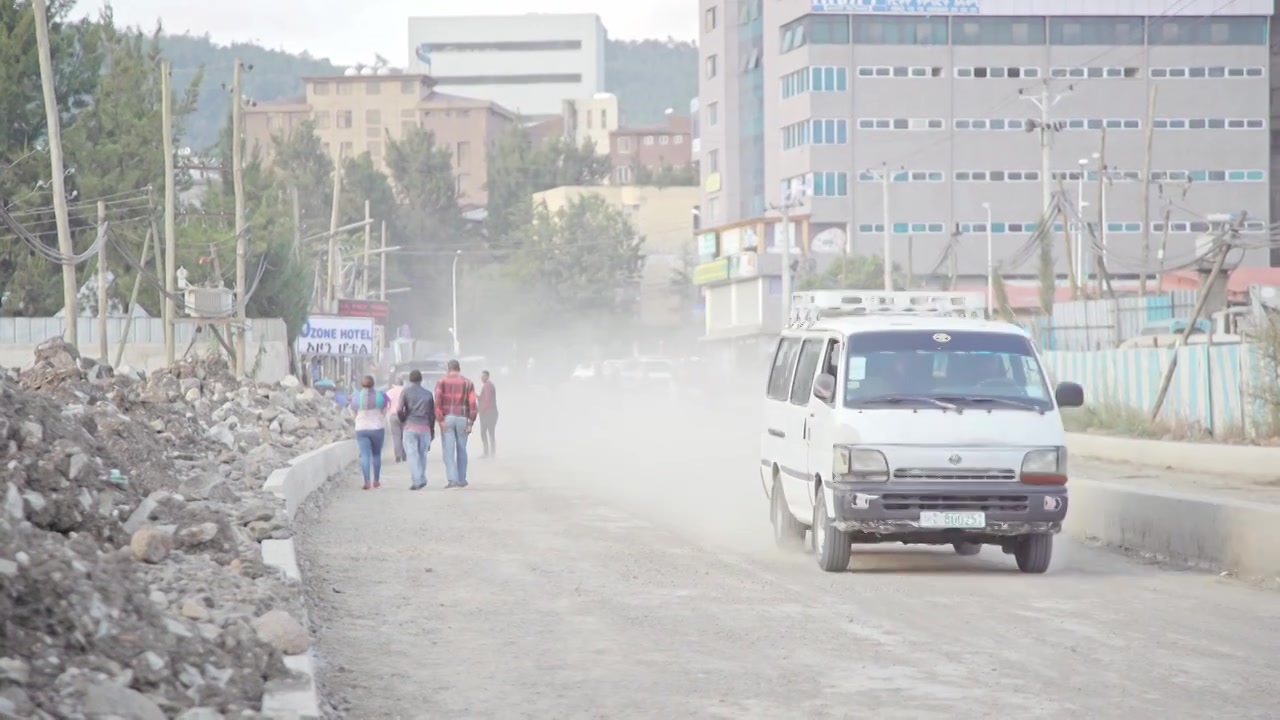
[399,370,436,490]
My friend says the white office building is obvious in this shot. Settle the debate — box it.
[407,13,607,116]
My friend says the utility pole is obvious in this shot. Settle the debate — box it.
[768,186,806,321]
[1055,176,1080,296]
[115,227,151,368]
[291,185,301,258]
[326,151,343,311]
[1021,80,1072,296]
[33,0,78,343]
[161,60,177,365]
[231,58,247,376]
[379,221,387,301]
[861,164,898,290]
[97,200,108,363]
[1139,84,1157,297]
[361,200,371,297]
[1095,128,1108,296]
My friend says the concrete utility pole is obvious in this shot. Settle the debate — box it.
[326,151,343,310]
[1021,80,1072,289]
[859,165,897,290]
[1095,128,1108,295]
[115,227,151,368]
[768,185,807,321]
[231,58,247,376]
[379,221,387,301]
[33,0,78,343]
[1139,84,1158,297]
[291,186,301,258]
[361,200,371,296]
[161,60,177,364]
[97,200,108,363]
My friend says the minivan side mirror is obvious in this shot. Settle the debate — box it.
[813,373,836,402]
[1054,381,1084,409]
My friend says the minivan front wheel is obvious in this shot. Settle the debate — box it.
[771,478,806,551]
[1014,533,1053,574]
[812,493,851,572]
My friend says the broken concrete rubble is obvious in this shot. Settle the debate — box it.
[1,339,350,717]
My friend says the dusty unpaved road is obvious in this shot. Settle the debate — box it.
[300,390,1280,719]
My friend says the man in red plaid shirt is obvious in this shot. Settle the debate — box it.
[435,359,478,488]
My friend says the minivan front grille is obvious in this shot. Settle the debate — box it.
[893,467,1017,482]
[880,494,1030,512]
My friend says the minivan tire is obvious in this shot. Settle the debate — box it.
[771,478,806,551]
[1014,534,1053,574]
[812,494,851,572]
[953,542,982,556]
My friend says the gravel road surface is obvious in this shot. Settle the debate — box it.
[300,389,1280,719]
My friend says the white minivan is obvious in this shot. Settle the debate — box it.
[759,291,1084,574]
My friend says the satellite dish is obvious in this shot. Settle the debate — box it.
[343,67,358,76]
[415,44,432,64]
[360,67,374,75]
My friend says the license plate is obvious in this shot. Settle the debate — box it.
[919,511,986,529]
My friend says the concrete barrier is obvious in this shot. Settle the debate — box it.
[1067,432,1280,480]
[259,439,357,719]
[1066,479,1280,579]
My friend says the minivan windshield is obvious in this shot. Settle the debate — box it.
[844,330,1054,411]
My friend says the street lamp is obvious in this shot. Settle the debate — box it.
[450,249,461,355]
[981,202,994,313]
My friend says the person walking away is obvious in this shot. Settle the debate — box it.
[349,375,388,490]
[478,370,498,458]
[399,370,436,490]
[385,376,407,464]
[435,359,478,488]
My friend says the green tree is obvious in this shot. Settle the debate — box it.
[797,255,902,291]
[270,118,334,236]
[630,162,698,187]
[340,152,394,228]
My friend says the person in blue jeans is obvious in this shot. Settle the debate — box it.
[348,375,388,490]
[434,359,478,488]
[397,369,436,490]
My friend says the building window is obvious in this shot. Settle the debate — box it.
[860,170,945,182]
[1151,66,1265,78]
[365,109,381,125]
[810,172,848,197]
[809,16,851,43]
[856,118,945,130]
[674,135,684,144]
[810,66,848,92]
[340,141,354,157]
[1049,17,1144,45]
[954,170,1042,182]
[660,135,670,145]
[616,165,633,184]
[1052,66,1140,79]
[709,149,719,173]
[644,135,655,145]
[857,223,945,235]
[955,66,1041,79]
[1153,118,1266,130]
[952,17,1046,45]
[707,101,718,126]
[313,82,330,95]
[367,140,382,158]
[850,16,947,44]
[1150,17,1267,45]
[954,118,1026,130]
[780,17,807,53]
[705,55,717,79]
[365,81,380,95]
[337,83,353,95]
[456,141,470,165]
[1059,118,1141,129]
[337,111,353,129]
[617,136,632,153]
[401,80,417,94]
[704,6,716,32]
[401,121,416,136]
[857,66,943,78]
[601,109,608,128]
[809,119,848,144]
[313,111,330,129]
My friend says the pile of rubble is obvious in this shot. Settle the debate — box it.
[1,339,351,718]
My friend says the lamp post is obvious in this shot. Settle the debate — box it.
[981,201,994,313]
[450,249,461,355]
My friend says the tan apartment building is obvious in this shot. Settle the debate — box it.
[531,185,700,330]
[609,114,693,185]
[244,70,516,208]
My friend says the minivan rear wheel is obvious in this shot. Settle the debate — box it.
[771,478,806,551]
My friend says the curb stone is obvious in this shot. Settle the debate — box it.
[259,439,357,719]
[1067,432,1280,480]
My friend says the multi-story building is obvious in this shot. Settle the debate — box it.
[610,114,694,184]
[563,93,620,153]
[244,70,516,208]
[406,14,607,117]
[698,0,1274,287]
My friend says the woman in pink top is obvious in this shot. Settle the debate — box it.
[348,375,389,489]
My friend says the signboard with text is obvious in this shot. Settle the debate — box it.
[296,315,376,357]
[811,0,979,13]
[337,298,390,324]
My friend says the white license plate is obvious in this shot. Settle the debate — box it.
[919,511,986,529]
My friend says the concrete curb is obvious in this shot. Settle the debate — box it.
[1067,432,1280,479]
[1066,479,1280,578]
[259,439,357,719]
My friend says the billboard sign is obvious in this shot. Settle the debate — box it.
[296,315,376,357]
[811,0,979,13]
[337,298,390,324]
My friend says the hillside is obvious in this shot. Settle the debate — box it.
[157,34,697,150]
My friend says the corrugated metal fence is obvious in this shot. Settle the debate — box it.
[1042,343,1271,436]
[1032,291,1198,351]
[0,317,288,345]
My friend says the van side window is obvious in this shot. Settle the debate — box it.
[789,339,824,405]
[766,337,802,400]
[819,339,840,405]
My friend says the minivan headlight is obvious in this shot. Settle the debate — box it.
[833,446,889,482]
[1021,447,1067,485]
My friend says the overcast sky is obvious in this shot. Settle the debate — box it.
[71,0,696,65]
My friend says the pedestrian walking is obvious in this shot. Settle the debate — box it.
[349,375,389,490]
[478,370,498,458]
[386,376,407,463]
[398,370,436,490]
[434,359,478,488]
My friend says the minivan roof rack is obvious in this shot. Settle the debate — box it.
[789,290,987,326]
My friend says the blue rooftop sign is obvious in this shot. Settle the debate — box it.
[812,0,979,13]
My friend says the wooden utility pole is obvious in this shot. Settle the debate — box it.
[1056,177,1080,296]
[1139,84,1157,297]
[32,0,78,343]
[232,58,247,376]
[361,199,371,297]
[161,60,177,364]
[325,150,343,310]
[1156,202,1173,292]
[291,186,302,258]
[1150,236,1232,421]
[115,227,151,368]
[208,243,223,282]
[379,221,387,300]
[97,200,108,363]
